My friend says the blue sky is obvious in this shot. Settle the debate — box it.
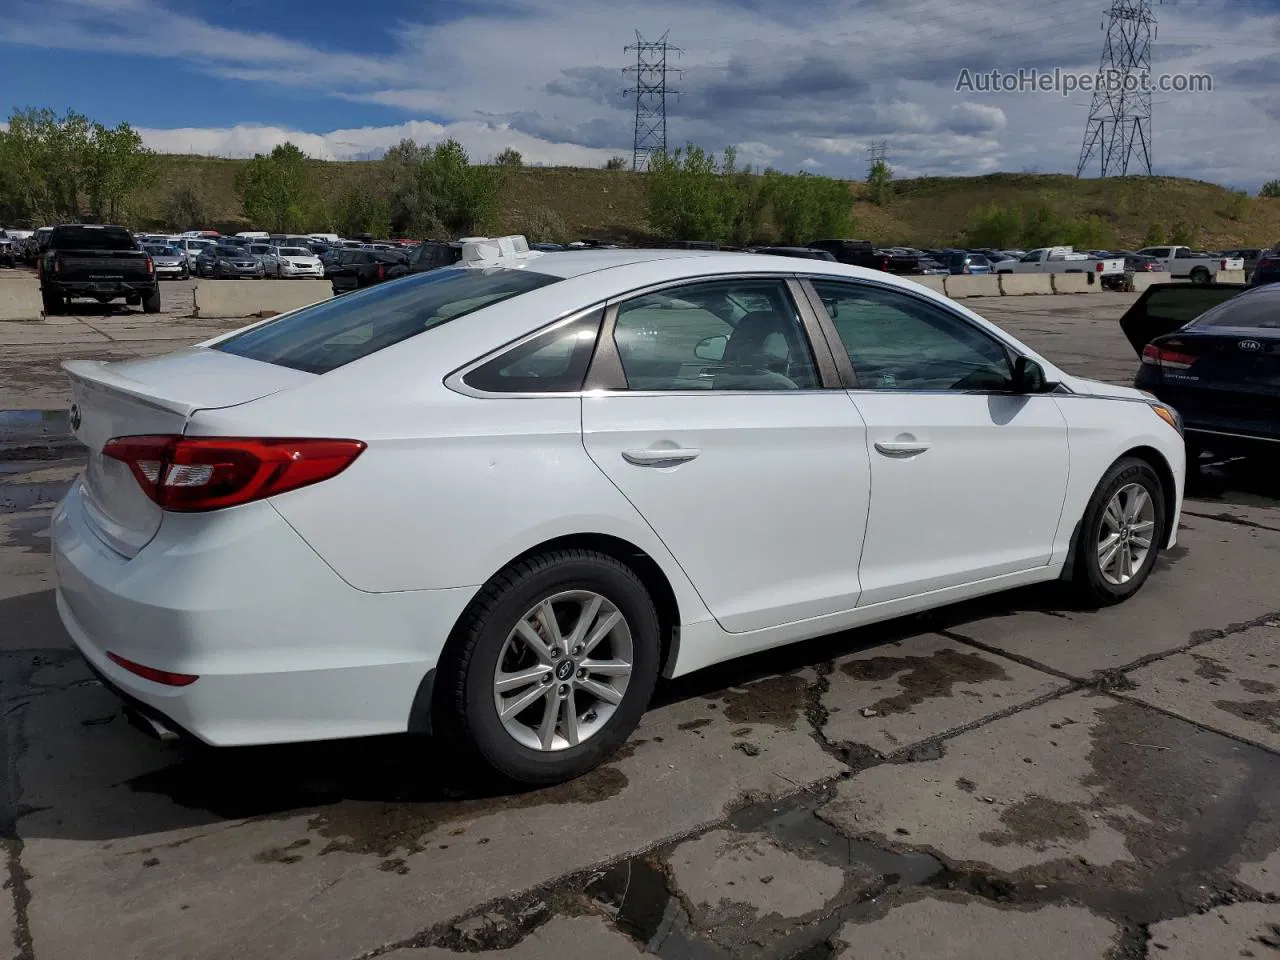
[3,0,1279,189]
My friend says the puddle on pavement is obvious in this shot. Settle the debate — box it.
[721,676,808,730]
[1,513,52,552]
[839,648,1010,716]
[0,458,79,512]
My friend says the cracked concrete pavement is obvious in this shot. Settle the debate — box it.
[2,293,1278,960]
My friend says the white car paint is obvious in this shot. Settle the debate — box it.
[51,246,1185,748]
[1135,246,1245,281]
[994,246,1125,280]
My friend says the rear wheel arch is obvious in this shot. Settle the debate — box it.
[408,532,683,736]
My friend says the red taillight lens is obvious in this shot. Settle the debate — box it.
[1096,262,1104,272]
[146,255,154,275]
[102,436,366,511]
[376,262,385,280]
[107,652,198,687]
[1141,343,1198,370]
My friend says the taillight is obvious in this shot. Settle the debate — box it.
[878,256,889,270]
[1096,262,1104,272]
[376,262,385,280]
[102,436,366,512]
[146,255,154,275]
[107,652,198,687]
[1141,343,1198,371]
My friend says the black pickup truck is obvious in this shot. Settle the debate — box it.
[808,238,928,275]
[38,224,160,315]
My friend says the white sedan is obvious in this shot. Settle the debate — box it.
[258,245,324,279]
[51,237,1185,783]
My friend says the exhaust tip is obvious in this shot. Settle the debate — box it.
[124,705,180,742]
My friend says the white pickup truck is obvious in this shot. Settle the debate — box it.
[1135,246,1246,284]
[993,246,1126,283]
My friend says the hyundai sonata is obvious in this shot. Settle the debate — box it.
[52,237,1185,783]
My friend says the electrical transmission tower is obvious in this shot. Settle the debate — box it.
[866,141,889,177]
[623,32,681,172]
[1076,0,1161,178]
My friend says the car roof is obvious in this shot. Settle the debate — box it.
[519,248,906,282]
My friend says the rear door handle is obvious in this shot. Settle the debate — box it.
[622,448,702,467]
[874,440,931,457]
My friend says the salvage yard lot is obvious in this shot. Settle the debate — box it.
[1,290,1278,960]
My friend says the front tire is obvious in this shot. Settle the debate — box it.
[436,550,661,785]
[1069,457,1166,607]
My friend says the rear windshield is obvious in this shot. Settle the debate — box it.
[214,267,562,373]
[1141,286,1242,326]
[1190,288,1280,329]
[50,226,137,251]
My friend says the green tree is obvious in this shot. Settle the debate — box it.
[1060,214,1116,250]
[234,142,319,233]
[763,171,852,245]
[645,145,726,241]
[605,156,628,171]
[1141,222,1166,246]
[866,159,894,206]
[1169,219,1198,246]
[84,121,154,223]
[494,147,523,168]
[1261,180,1280,198]
[415,139,500,236]
[383,138,431,235]
[332,187,391,239]
[719,146,769,246]
[964,202,1022,249]
[0,108,92,223]
[162,183,209,231]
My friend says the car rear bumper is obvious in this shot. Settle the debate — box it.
[51,483,476,746]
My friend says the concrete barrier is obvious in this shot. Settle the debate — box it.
[998,274,1053,296]
[907,275,947,294]
[1129,273,1165,293]
[193,280,331,319]
[1050,272,1100,294]
[1214,270,1247,285]
[0,277,45,321]
[944,275,1001,298]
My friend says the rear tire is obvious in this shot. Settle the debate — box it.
[1190,267,1211,284]
[142,288,161,314]
[435,549,661,785]
[1069,457,1166,607]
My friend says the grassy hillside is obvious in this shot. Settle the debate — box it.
[135,156,1280,250]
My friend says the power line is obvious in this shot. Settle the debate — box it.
[1077,0,1162,178]
[623,31,681,172]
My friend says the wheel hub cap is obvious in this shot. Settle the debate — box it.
[1097,483,1156,586]
[492,590,634,752]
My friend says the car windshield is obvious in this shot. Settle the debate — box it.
[1189,288,1280,329]
[280,247,309,256]
[214,266,563,374]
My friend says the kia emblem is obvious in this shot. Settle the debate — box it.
[68,403,81,431]
[1238,339,1262,352]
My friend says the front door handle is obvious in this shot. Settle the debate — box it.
[622,447,702,467]
[874,440,931,457]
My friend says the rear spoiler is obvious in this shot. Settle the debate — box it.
[62,360,201,418]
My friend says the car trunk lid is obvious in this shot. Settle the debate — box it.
[1119,283,1245,356]
[63,349,314,557]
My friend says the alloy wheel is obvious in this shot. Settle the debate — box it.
[492,590,633,752]
[1097,482,1156,586]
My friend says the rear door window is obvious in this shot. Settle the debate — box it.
[213,267,562,373]
[1143,287,1243,326]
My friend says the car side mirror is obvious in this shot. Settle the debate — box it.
[694,334,728,362]
[1012,356,1051,393]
